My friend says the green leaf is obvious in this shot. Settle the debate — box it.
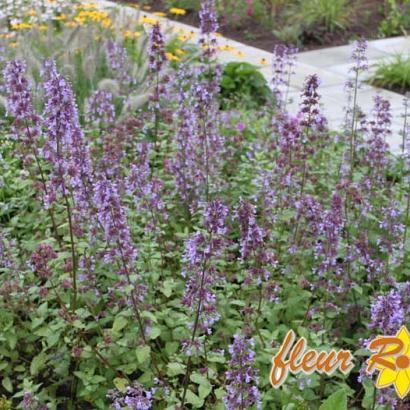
[112,316,128,333]
[167,362,185,377]
[30,352,46,376]
[214,387,225,400]
[136,346,151,364]
[2,376,12,393]
[113,378,128,393]
[165,341,178,355]
[149,327,161,340]
[185,390,204,408]
[190,373,212,399]
[198,382,212,400]
[161,279,175,298]
[319,389,347,410]
[361,378,376,409]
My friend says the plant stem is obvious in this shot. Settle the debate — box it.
[180,241,211,408]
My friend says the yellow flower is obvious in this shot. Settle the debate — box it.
[9,42,19,48]
[139,15,158,25]
[169,7,186,16]
[74,16,86,25]
[65,21,78,28]
[78,3,98,9]
[165,52,180,62]
[37,24,48,31]
[174,48,186,56]
[101,18,112,28]
[233,50,246,58]
[124,31,141,39]
[153,12,167,17]
[54,14,66,21]
[26,9,37,17]
[259,58,269,66]
[219,44,235,52]
[11,23,33,30]
[143,5,151,10]
[370,326,410,399]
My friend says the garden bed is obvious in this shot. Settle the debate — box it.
[2,1,410,409]
[117,0,388,51]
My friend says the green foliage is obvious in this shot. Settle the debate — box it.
[220,62,272,109]
[164,0,201,11]
[300,0,352,34]
[379,0,410,37]
[370,54,410,94]
[319,389,347,410]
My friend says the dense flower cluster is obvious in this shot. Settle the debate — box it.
[181,200,228,350]
[271,45,298,109]
[2,3,410,409]
[370,289,404,334]
[106,40,132,86]
[41,59,93,214]
[3,60,40,145]
[199,0,219,59]
[107,382,153,410]
[224,334,261,410]
[86,89,115,126]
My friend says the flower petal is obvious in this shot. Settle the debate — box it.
[394,370,410,399]
[377,368,397,387]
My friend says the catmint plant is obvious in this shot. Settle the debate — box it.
[86,89,115,127]
[271,45,298,110]
[345,38,368,175]
[180,199,229,406]
[224,334,261,410]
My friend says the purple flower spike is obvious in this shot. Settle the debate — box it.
[86,89,115,126]
[3,59,41,144]
[271,45,298,108]
[199,0,218,59]
[41,59,93,213]
[350,38,369,74]
[106,40,132,86]
[224,334,261,410]
[370,289,404,334]
[148,23,167,75]
[107,382,153,410]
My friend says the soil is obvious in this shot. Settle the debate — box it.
[113,0,387,52]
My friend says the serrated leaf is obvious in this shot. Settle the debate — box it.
[2,376,12,392]
[149,327,161,340]
[198,382,212,400]
[165,341,178,355]
[30,352,46,376]
[214,387,225,399]
[167,362,185,377]
[112,316,128,333]
[113,378,128,393]
[185,390,204,408]
[319,389,347,410]
[136,346,151,364]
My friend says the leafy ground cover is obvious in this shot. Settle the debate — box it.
[1,1,410,410]
[370,54,410,94]
[120,0,410,51]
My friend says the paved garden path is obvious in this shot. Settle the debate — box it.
[98,0,409,152]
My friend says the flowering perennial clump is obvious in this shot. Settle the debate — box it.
[2,3,410,410]
[224,334,261,410]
